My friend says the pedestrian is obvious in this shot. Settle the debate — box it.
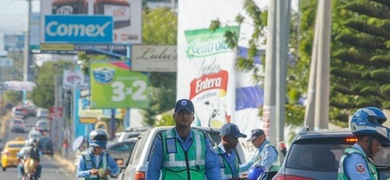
[338,107,390,180]
[146,99,222,180]
[215,123,247,180]
[239,129,278,177]
[77,129,119,179]
[62,138,69,158]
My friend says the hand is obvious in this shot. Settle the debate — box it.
[90,169,98,175]
[101,169,111,177]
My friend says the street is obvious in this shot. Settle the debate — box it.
[2,116,76,180]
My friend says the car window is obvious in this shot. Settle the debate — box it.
[109,143,135,153]
[8,143,24,148]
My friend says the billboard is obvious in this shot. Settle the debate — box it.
[89,61,149,109]
[131,45,177,72]
[44,15,113,43]
[63,69,89,90]
[40,0,142,44]
[4,34,24,51]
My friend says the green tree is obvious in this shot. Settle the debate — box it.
[31,61,73,108]
[142,7,178,126]
[154,113,175,126]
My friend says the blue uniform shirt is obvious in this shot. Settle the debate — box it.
[216,143,240,179]
[239,140,278,172]
[342,143,373,180]
[77,148,120,178]
[146,128,222,180]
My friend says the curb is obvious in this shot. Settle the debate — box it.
[53,154,77,173]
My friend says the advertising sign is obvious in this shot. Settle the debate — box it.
[40,0,142,44]
[4,34,24,51]
[49,106,63,120]
[89,61,149,109]
[131,45,177,72]
[63,69,88,89]
[44,15,113,43]
[30,12,41,51]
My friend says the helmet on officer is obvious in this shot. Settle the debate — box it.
[88,129,108,148]
[350,107,390,146]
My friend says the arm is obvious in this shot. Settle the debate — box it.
[239,151,256,172]
[255,146,278,169]
[344,154,372,180]
[205,136,222,180]
[76,155,92,178]
[146,138,163,180]
[106,154,120,176]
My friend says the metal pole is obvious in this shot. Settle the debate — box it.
[304,2,321,130]
[314,0,332,130]
[275,0,291,165]
[23,0,31,82]
[124,44,131,129]
[263,0,277,144]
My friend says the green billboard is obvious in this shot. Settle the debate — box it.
[89,61,149,109]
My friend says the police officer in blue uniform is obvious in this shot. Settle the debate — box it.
[338,107,390,180]
[146,99,222,180]
[215,123,247,180]
[239,129,278,174]
[77,129,119,180]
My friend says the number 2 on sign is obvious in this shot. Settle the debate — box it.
[111,81,147,102]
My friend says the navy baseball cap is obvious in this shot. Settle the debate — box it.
[220,123,247,138]
[174,99,194,113]
[248,129,265,141]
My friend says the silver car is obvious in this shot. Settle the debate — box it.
[117,126,247,180]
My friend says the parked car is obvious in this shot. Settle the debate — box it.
[36,108,49,119]
[113,131,141,142]
[271,128,390,180]
[37,137,54,156]
[1,140,25,171]
[9,119,25,133]
[117,126,247,180]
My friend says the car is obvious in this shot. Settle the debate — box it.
[28,130,42,142]
[36,108,49,119]
[37,137,54,156]
[271,128,390,180]
[1,140,25,171]
[35,119,50,131]
[113,131,141,142]
[11,107,25,119]
[9,119,25,133]
[117,126,247,180]
[106,139,137,162]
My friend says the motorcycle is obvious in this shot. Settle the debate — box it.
[22,158,39,180]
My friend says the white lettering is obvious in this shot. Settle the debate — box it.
[196,77,222,93]
[45,21,111,37]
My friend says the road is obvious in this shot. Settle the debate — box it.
[2,116,76,180]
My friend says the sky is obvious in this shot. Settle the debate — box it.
[0,0,299,54]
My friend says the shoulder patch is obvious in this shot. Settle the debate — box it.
[356,163,365,174]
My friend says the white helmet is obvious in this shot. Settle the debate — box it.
[27,138,38,147]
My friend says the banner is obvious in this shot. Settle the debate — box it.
[131,45,177,72]
[40,0,142,44]
[63,69,89,90]
[89,61,149,109]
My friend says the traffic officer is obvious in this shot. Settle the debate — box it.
[215,123,247,180]
[146,99,222,179]
[77,129,119,180]
[239,129,278,174]
[338,107,390,180]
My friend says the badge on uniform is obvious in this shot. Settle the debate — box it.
[166,138,177,154]
[356,163,365,174]
[86,161,92,169]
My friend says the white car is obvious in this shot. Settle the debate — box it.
[35,119,50,131]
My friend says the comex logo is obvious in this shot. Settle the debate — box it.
[46,21,111,37]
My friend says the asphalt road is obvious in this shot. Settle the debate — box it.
[2,116,76,180]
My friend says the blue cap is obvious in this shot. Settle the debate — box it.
[220,123,247,138]
[248,129,265,141]
[174,99,194,113]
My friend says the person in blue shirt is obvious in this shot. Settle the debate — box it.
[146,99,222,180]
[215,123,247,180]
[77,129,119,180]
[338,107,390,180]
[239,129,278,173]
[17,138,42,179]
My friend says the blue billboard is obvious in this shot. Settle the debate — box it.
[44,15,113,43]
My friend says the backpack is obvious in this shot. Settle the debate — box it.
[30,148,40,161]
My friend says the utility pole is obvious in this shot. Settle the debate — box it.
[23,0,32,103]
[314,0,332,130]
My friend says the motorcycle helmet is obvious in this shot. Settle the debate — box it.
[89,129,108,148]
[350,107,390,146]
[247,166,264,180]
[27,138,37,147]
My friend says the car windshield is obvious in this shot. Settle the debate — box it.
[285,138,390,172]
[8,143,24,148]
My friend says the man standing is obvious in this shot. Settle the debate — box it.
[146,99,222,180]
[215,123,247,180]
[239,129,278,173]
[338,107,390,180]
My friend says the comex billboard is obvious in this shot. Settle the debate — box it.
[40,0,142,44]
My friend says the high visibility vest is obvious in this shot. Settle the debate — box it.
[161,128,206,180]
[338,147,378,180]
[214,146,239,179]
[81,152,108,180]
